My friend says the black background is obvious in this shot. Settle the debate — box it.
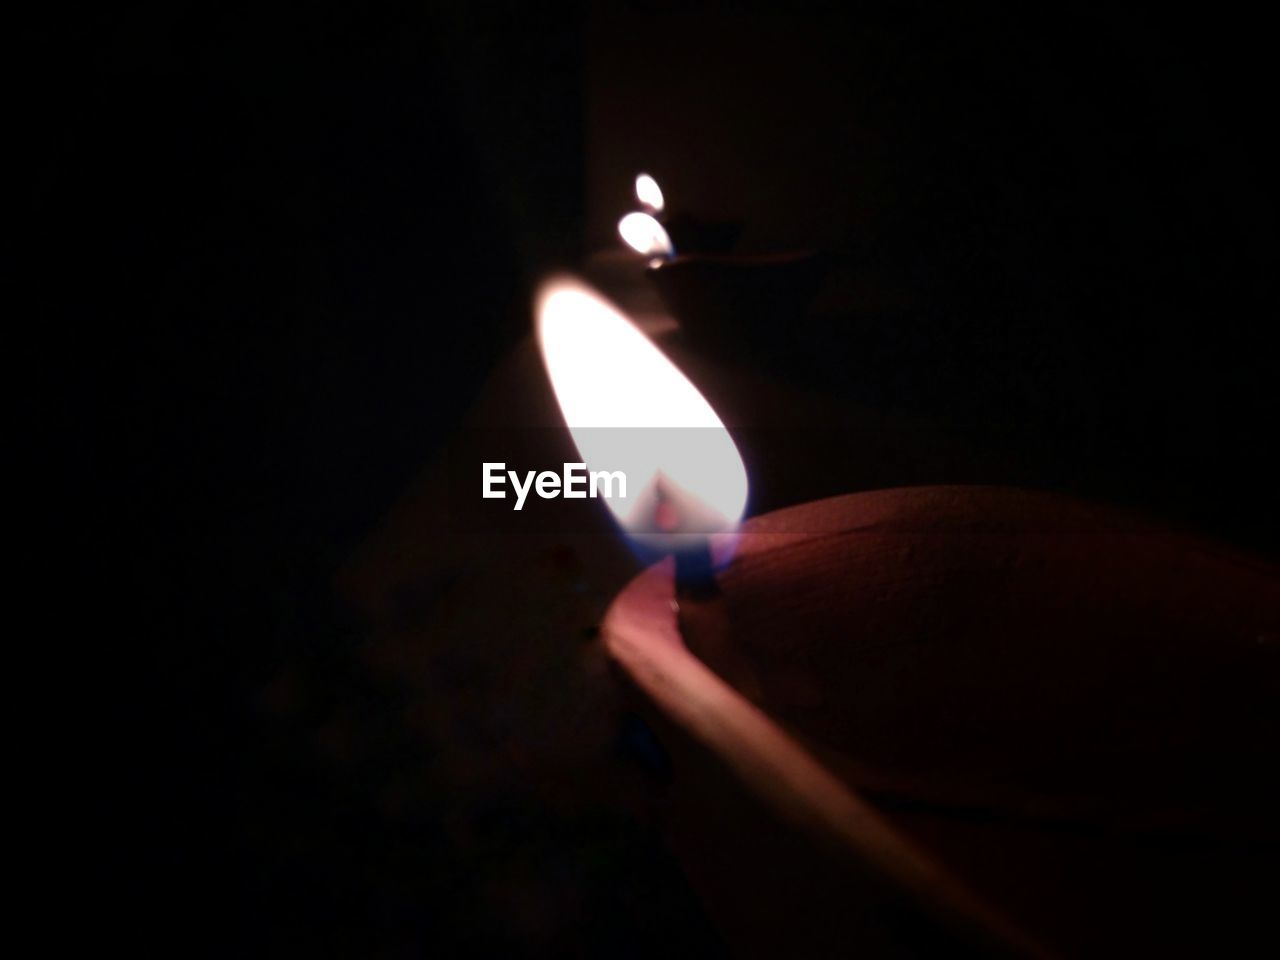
[12,2,1276,955]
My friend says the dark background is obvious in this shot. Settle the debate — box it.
[13,2,1276,955]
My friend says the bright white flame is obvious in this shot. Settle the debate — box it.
[618,212,674,259]
[537,277,747,551]
[635,172,665,213]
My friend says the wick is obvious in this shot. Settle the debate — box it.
[674,540,718,600]
[652,478,719,599]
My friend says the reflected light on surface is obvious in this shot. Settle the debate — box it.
[635,172,665,214]
[537,276,747,556]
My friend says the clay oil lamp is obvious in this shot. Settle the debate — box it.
[536,277,1280,958]
[632,171,743,256]
[617,174,828,362]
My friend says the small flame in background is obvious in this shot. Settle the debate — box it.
[635,172,665,213]
[537,276,747,562]
[618,212,674,259]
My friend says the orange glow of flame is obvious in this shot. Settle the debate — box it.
[635,172,665,213]
[618,212,674,259]
[536,276,747,555]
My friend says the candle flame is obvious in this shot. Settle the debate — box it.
[635,172,665,213]
[618,212,674,259]
[537,277,747,559]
